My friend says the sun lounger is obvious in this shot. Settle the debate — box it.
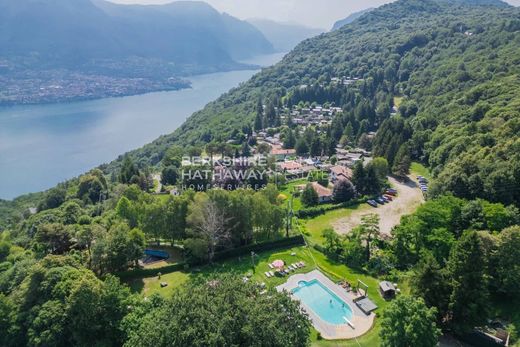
[265,272,271,278]
[268,263,274,269]
[269,271,274,277]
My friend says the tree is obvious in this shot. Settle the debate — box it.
[161,166,178,186]
[351,161,367,194]
[392,143,411,179]
[322,228,343,255]
[0,294,14,344]
[35,223,73,255]
[0,241,10,261]
[295,138,309,156]
[162,145,183,168]
[254,109,263,131]
[123,274,311,347]
[119,156,140,184]
[355,214,380,262]
[380,295,441,347]
[364,164,381,195]
[369,157,389,181]
[411,253,450,321]
[301,184,319,207]
[283,128,296,149]
[102,223,143,272]
[187,194,230,262]
[116,196,139,228]
[310,136,322,157]
[128,228,146,267]
[447,231,489,332]
[163,195,189,246]
[77,169,108,203]
[39,186,66,210]
[494,226,520,297]
[333,179,356,203]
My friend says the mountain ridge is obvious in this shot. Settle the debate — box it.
[0,0,274,72]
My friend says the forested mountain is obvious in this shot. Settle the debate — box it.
[2,0,520,345]
[0,0,273,74]
[330,8,373,31]
[248,18,324,52]
[112,0,519,206]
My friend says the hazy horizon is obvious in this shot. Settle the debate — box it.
[109,0,520,29]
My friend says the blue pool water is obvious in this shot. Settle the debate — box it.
[292,280,353,325]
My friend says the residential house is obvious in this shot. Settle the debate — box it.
[311,182,333,203]
[329,165,353,182]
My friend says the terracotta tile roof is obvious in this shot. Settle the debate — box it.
[311,182,332,198]
[330,165,352,180]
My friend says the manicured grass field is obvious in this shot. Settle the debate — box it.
[127,270,189,297]
[126,243,402,346]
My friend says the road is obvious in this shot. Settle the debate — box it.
[332,176,424,236]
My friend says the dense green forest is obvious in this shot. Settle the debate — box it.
[102,0,520,206]
[1,0,520,346]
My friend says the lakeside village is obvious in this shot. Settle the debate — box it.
[171,85,381,200]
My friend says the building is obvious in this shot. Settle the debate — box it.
[379,281,396,299]
[311,182,333,203]
[270,145,296,161]
[329,165,353,182]
[278,161,302,171]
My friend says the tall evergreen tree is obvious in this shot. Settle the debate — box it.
[447,231,489,332]
[392,143,411,178]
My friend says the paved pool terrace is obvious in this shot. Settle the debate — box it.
[276,270,375,340]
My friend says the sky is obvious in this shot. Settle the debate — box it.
[110,0,520,30]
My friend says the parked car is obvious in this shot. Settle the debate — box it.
[386,188,397,196]
[381,196,391,203]
[367,200,378,208]
[383,194,393,201]
[376,197,386,204]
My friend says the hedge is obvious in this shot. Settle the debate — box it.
[296,197,368,218]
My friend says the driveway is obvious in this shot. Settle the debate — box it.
[332,176,424,236]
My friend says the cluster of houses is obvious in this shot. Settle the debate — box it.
[283,105,343,127]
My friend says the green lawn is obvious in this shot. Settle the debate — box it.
[304,204,365,245]
[279,178,308,211]
[126,244,401,346]
[410,162,431,180]
[127,270,189,297]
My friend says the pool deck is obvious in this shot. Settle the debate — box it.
[276,270,375,340]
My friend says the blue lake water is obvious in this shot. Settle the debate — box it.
[0,53,285,199]
[292,279,353,325]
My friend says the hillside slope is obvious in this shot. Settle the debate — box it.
[113,0,519,206]
[331,8,373,31]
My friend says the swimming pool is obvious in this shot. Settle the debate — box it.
[292,279,353,325]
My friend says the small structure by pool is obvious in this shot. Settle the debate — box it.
[379,281,396,299]
[276,270,375,340]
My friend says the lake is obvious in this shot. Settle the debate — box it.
[0,53,285,199]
